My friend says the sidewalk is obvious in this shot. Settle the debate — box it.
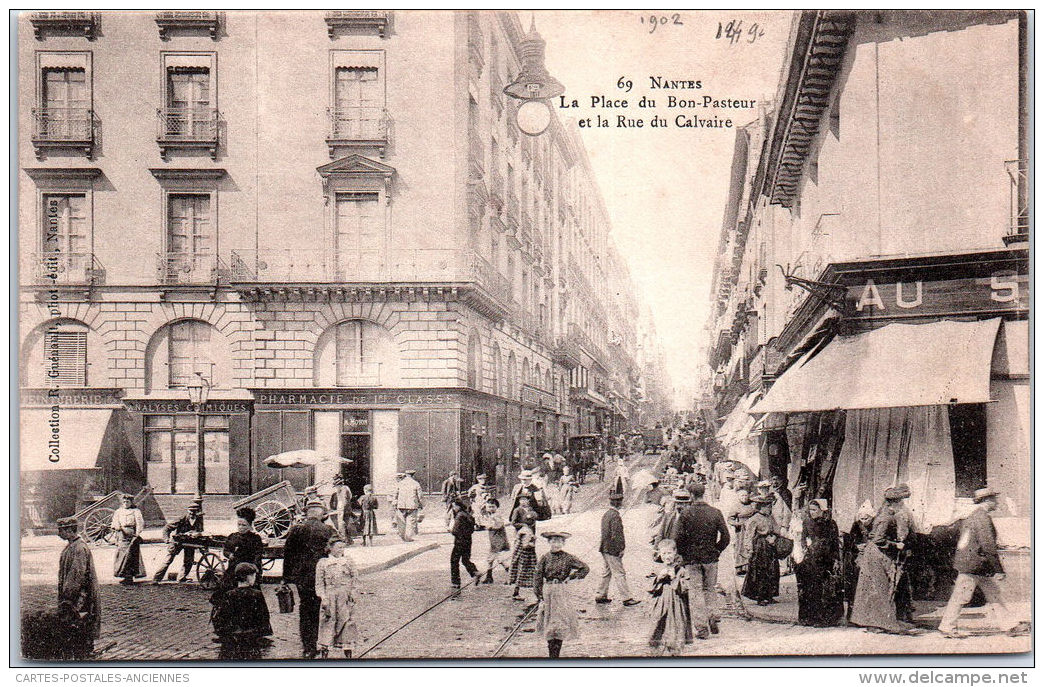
[19,531,440,586]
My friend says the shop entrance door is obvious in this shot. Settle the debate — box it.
[340,434,371,498]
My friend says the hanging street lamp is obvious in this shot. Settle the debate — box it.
[503,16,565,137]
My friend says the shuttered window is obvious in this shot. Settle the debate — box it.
[335,320,380,386]
[44,328,87,386]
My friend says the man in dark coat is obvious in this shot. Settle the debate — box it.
[674,482,730,638]
[152,502,204,583]
[282,498,337,658]
[939,487,1017,637]
[56,516,102,659]
[594,493,638,606]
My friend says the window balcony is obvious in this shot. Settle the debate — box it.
[155,11,221,40]
[31,251,101,286]
[157,252,226,286]
[489,166,505,211]
[30,11,99,40]
[326,107,391,158]
[1005,159,1028,246]
[31,107,95,159]
[156,107,220,160]
[325,10,389,39]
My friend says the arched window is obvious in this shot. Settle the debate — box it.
[315,320,401,387]
[145,319,233,392]
[22,320,91,387]
[534,363,543,390]
[467,331,482,390]
[545,369,553,392]
[522,358,530,388]
[490,344,501,396]
[507,352,516,400]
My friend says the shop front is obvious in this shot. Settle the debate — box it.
[752,248,1029,597]
[251,388,513,497]
[20,388,164,529]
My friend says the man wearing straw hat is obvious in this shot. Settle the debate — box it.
[939,487,1019,638]
[283,497,337,658]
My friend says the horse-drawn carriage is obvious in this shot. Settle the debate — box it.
[566,434,606,483]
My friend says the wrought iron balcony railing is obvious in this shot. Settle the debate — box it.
[32,107,94,142]
[155,10,221,40]
[326,107,390,157]
[157,252,225,285]
[30,11,99,40]
[229,248,511,306]
[157,107,219,159]
[1005,159,1028,244]
[31,251,99,285]
[325,10,389,38]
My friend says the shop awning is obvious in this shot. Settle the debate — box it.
[752,318,1002,414]
[20,408,111,471]
[716,392,760,445]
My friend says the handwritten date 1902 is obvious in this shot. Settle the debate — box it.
[641,14,683,33]
[716,20,765,45]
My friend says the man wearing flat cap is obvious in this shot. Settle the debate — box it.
[56,516,101,659]
[152,502,204,583]
[939,487,1018,637]
[282,498,337,658]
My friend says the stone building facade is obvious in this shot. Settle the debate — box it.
[17,11,660,524]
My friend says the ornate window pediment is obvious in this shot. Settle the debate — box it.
[317,154,395,199]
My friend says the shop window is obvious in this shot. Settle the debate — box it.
[145,414,229,494]
[43,324,88,386]
[949,404,987,497]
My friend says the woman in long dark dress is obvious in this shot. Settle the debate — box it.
[220,507,265,590]
[794,499,844,626]
[741,496,780,605]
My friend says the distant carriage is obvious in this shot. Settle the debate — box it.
[566,434,606,484]
[70,486,153,546]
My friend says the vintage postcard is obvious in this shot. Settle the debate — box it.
[15,9,1030,664]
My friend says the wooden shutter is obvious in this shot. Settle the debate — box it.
[44,329,87,386]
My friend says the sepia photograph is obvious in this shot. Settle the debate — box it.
[13,9,1031,665]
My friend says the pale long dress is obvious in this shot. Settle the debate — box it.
[316,555,362,650]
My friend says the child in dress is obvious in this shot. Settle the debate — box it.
[535,531,589,658]
[647,539,693,656]
[212,562,272,660]
[482,498,511,583]
[509,523,538,600]
[315,536,361,658]
[510,495,538,534]
[358,484,379,546]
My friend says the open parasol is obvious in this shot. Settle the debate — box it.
[263,449,353,469]
[629,468,659,492]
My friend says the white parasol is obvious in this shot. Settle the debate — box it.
[629,468,659,492]
[263,449,353,469]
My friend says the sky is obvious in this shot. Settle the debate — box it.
[535,10,793,406]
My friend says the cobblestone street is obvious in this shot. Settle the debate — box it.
[19,453,1029,662]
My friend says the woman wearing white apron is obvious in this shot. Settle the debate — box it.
[535,531,590,658]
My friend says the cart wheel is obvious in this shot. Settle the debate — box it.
[261,557,276,571]
[255,500,294,538]
[196,552,226,589]
[82,508,116,545]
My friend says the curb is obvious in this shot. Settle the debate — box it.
[359,541,440,575]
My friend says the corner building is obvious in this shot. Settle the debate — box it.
[18,10,649,525]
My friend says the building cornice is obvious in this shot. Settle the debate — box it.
[24,167,103,181]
